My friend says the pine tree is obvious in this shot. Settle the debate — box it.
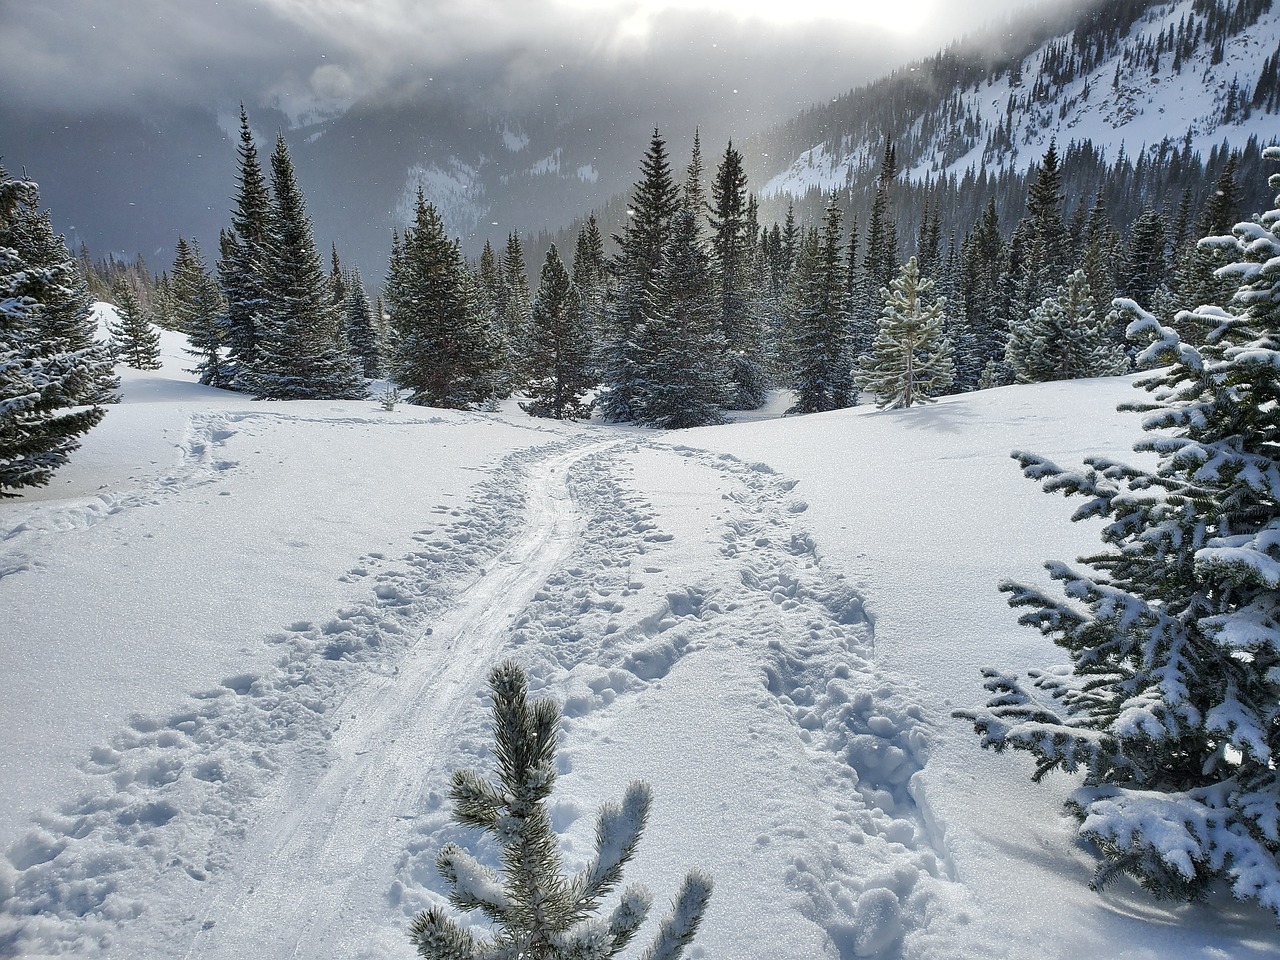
[638,207,731,429]
[1005,269,1129,383]
[409,661,713,959]
[0,177,118,407]
[1,166,107,495]
[217,105,272,384]
[251,136,364,400]
[521,244,593,420]
[862,139,900,293]
[856,257,954,409]
[500,234,533,385]
[173,238,231,387]
[788,196,854,415]
[708,141,765,410]
[598,130,679,423]
[1120,206,1168,307]
[341,268,380,379]
[572,214,609,370]
[387,194,490,408]
[958,148,1280,916]
[107,277,162,370]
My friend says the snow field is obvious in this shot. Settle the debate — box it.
[3,322,1280,958]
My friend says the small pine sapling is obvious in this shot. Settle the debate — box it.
[410,661,712,960]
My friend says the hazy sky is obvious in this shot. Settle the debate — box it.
[1,0,1077,118]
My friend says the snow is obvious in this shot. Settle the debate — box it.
[2,313,1278,958]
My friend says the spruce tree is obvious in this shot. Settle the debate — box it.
[387,194,490,408]
[1005,270,1129,383]
[856,257,954,409]
[502,233,533,386]
[958,148,1280,916]
[342,268,381,379]
[107,277,162,370]
[572,214,609,369]
[521,244,593,420]
[0,167,107,495]
[598,130,679,423]
[251,136,364,400]
[707,142,764,410]
[409,661,713,959]
[173,238,231,387]
[217,105,272,384]
[788,196,854,415]
[0,177,118,407]
[639,207,731,429]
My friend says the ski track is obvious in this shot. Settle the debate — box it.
[0,429,613,958]
[0,425,973,960]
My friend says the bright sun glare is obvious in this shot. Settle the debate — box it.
[554,0,929,37]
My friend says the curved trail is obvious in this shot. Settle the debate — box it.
[183,438,619,959]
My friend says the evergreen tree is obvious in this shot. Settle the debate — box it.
[0,167,107,495]
[1005,269,1128,383]
[788,196,854,415]
[708,141,765,409]
[683,130,706,230]
[217,106,272,384]
[502,233,533,385]
[638,207,731,429]
[856,257,954,409]
[387,194,490,408]
[862,139,900,293]
[251,136,364,400]
[1120,206,1168,307]
[598,129,679,423]
[409,661,713,960]
[521,244,593,420]
[107,277,162,370]
[572,214,609,374]
[959,148,1280,916]
[173,238,231,387]
[342,268,380,379]
[0,178,118,407]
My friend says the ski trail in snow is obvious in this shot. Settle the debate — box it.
[393,439,972,960]
[0,435,609,959]
[180,437,619,960]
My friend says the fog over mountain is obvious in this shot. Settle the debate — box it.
[0,0,1078,280]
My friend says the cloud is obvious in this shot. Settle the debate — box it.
[0,0,1079,119]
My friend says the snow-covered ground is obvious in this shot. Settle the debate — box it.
[2,316,1277,959]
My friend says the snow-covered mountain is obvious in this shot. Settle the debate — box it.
[756,0,1280,198]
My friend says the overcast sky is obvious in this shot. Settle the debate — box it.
[1,0,1079,120]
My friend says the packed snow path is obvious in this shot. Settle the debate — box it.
[1,421,983,959]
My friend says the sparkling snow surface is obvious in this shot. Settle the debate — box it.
[1,313,1277,958]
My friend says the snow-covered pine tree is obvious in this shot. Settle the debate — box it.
[502,233,533,388]
[957,147,1280,916]
[1,166,107,495]
[173,238,231,387]
[788,196,854,415]
[409,660,712,960]
[386,194,490,408]
[251,136,365,400]
[0,174,118,407]
[521,244,593,421]
[107,277,162,370]
[856,256,954,409]
[708,141,765,410]
[341,268,381,379]
[957,198,1007,390]
[572,214,609,377]
[217,105,272,386]
[638,207,730,429]
[1004,269,1128,383]
[598,129,679,424]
